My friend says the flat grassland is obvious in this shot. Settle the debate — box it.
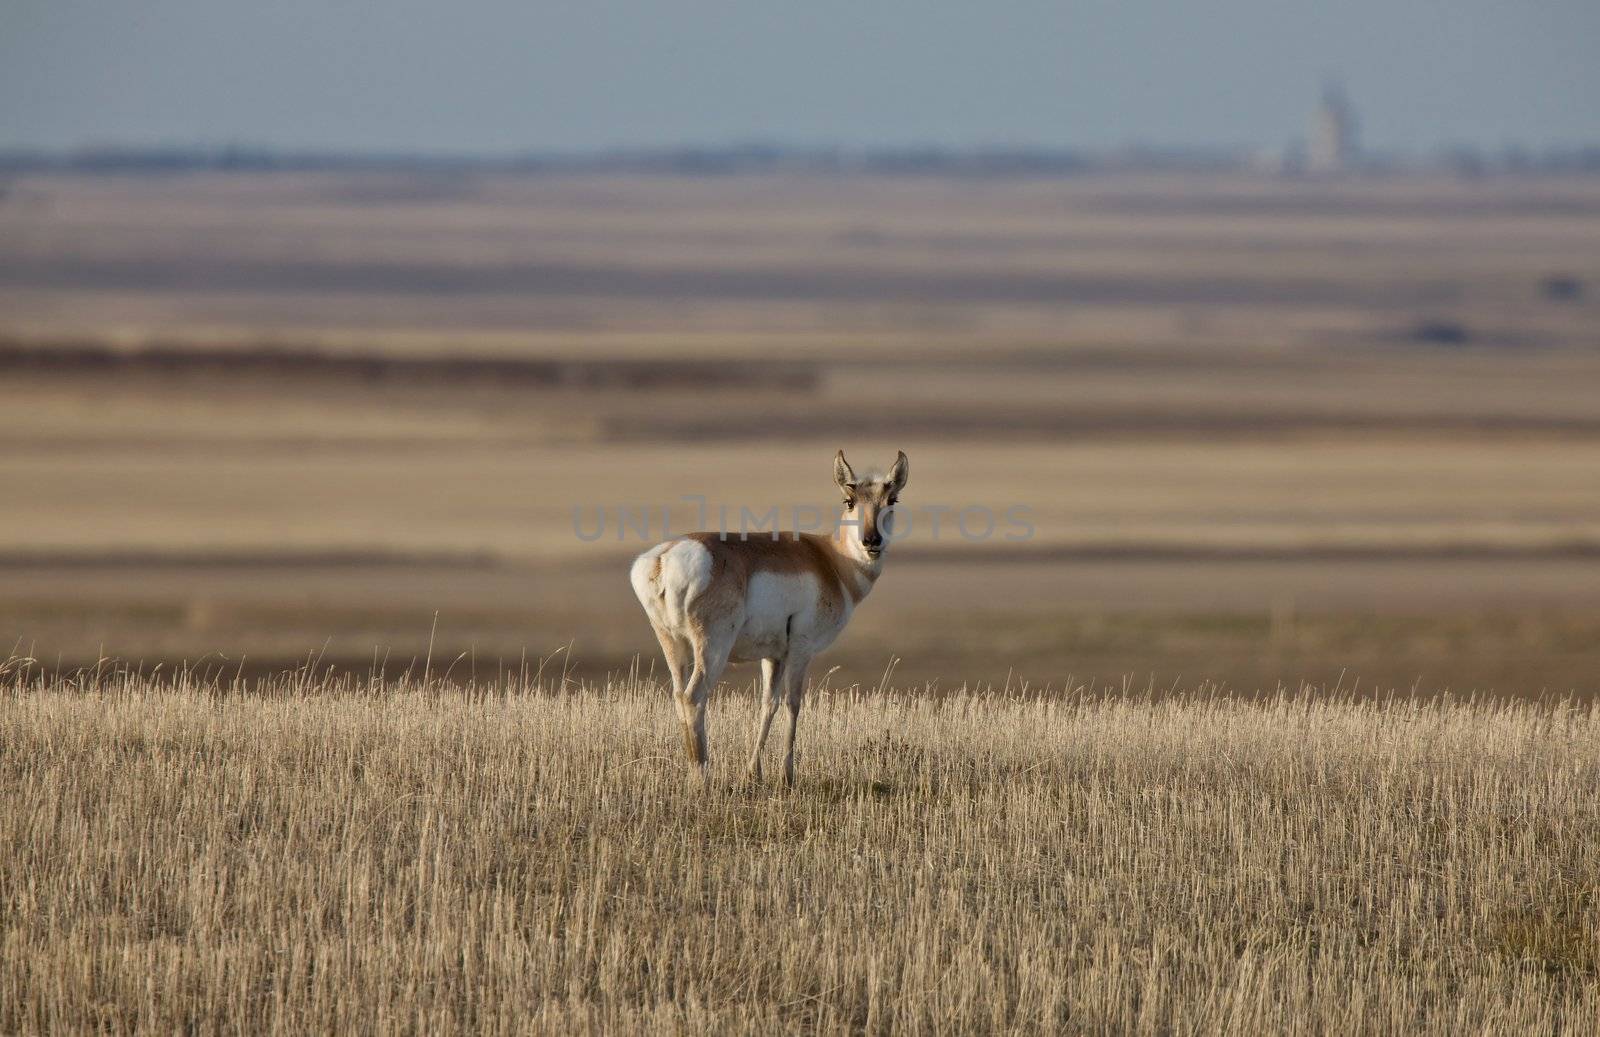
[4,172,1600,692]
[3,674,1597,1033]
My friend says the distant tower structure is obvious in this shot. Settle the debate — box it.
[1308,80,1358,173]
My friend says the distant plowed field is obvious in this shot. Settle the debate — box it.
[4,171,1600,691]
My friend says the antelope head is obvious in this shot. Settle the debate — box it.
[834,449,909,563]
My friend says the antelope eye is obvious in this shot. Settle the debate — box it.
[843,497,856,508]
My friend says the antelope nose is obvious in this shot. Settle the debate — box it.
[863,533,883,549]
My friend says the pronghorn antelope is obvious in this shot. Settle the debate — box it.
[630,450,908,785]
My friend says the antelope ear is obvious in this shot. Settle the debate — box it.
[834,450,857,492]
[887,450,909,493]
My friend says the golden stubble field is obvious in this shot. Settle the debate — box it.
[2,673,1597,1033]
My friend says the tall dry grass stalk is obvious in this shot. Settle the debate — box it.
[2,669,1597,1033]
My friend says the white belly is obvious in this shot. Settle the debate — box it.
[728,570,848,662]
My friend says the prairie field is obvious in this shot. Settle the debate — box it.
[3,671,1598,1033]
[3,171,1600,694]
[4,171,1600,1028]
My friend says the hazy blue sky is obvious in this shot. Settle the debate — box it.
[2,0,1596,153]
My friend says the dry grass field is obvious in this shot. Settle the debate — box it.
[3,671,1597,1033]
[8,142,1600,1036]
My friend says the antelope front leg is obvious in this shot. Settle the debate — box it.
[747,657,785,781]
[780,657,811,788]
